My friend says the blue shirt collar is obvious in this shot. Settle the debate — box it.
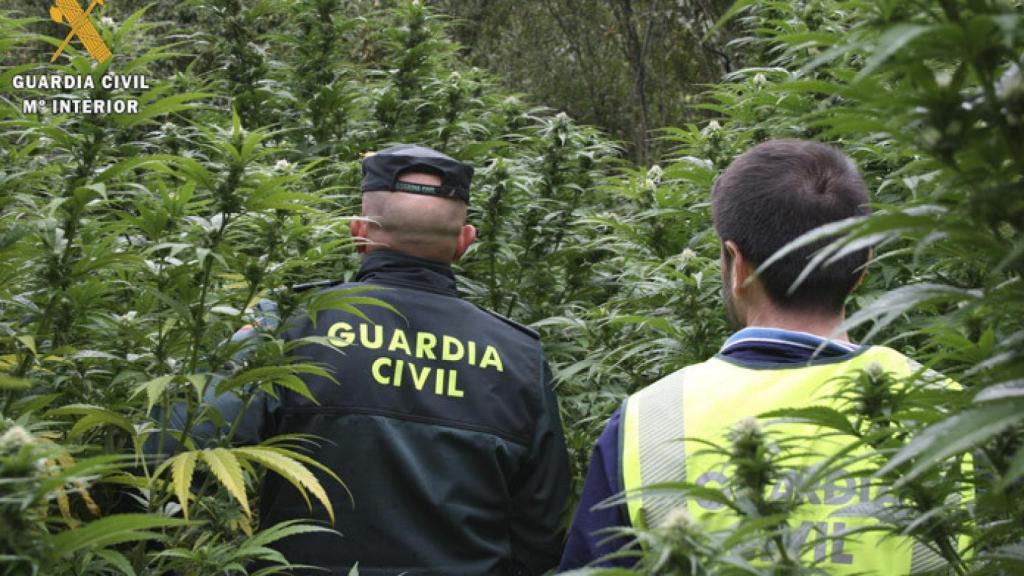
[721,326,859,357]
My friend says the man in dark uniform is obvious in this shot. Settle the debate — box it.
[162,145,570,575]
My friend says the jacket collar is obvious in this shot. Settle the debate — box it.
[355,250,459,297]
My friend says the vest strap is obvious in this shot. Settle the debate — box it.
[621,367,688,529]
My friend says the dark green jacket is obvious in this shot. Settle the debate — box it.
[174,251,570,575]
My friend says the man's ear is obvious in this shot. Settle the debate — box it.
[724,240,754,294]
[350,218,369,254]
[452,224,477,262]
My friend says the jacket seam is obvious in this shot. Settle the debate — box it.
[277,404,532,446]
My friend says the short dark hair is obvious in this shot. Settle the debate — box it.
[711,139,871,314]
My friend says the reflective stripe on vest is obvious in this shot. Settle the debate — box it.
[620,346,955,575]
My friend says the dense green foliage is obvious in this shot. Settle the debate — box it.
[572,1,1024,573]
[1,0,1022,574]
[433,0,736,163]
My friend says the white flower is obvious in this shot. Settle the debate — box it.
[646,164,663,189]
[0,425,34,449]
[734,416,762,436]
[274,159,293,172]
[702,120,722,136]
[865,361,889,381]
[100,16,116,30]
[753,73,767,87]
[660,506,694,530]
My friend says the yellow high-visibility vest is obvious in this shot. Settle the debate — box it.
[620,345,955,574]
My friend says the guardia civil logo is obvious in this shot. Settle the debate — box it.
[50,0,112,64]
[10,0,150,115]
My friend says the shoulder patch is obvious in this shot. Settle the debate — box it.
[476,306,539,340]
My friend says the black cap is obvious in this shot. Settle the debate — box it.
[361,144,474,204]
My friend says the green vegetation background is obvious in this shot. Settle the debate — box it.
[0,0,1021,574]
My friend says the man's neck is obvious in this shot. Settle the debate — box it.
[744,307,849,342]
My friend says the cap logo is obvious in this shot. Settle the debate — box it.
[394,180,459,198]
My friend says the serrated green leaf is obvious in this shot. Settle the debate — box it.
[48,404,135,438]
[879,398,1024,484]
[306,288,403,327]
[234,446,334,524]
[201,448,251,518]
[133,374,176,413]
[49,514,191,558]
[95,548,136,576]
[0,375,31,389]
[759,406,857,436]
[172,451,198,519]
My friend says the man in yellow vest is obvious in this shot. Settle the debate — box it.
[561,139,947,573]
